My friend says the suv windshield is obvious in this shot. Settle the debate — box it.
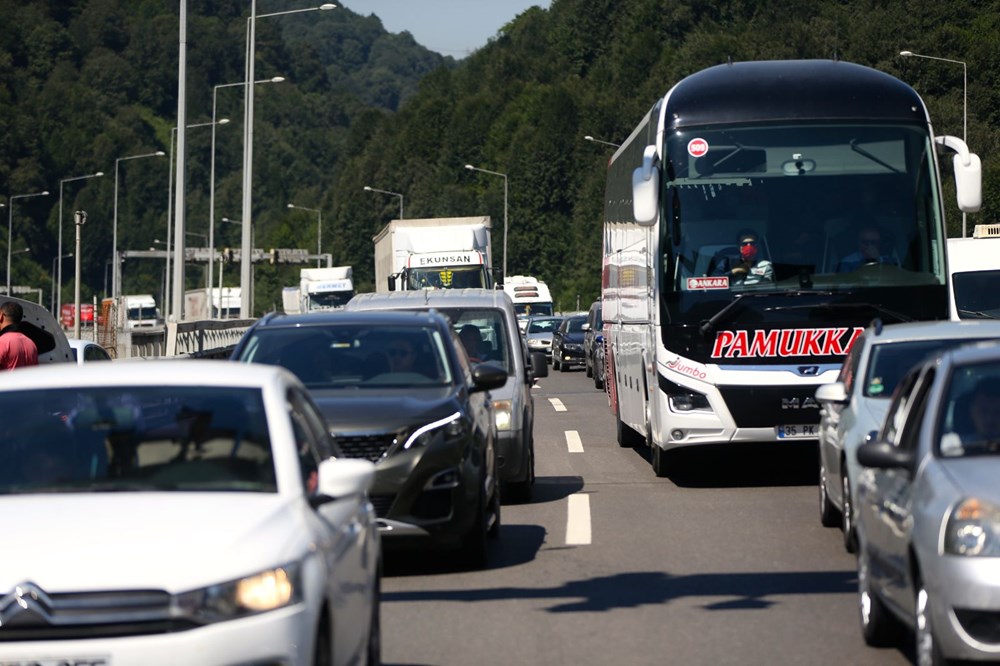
[237,324,454,388]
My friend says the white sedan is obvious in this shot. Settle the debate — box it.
[0,361,380,666]
[67,338,114,364]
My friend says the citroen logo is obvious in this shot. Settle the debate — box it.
[0,582,51,627]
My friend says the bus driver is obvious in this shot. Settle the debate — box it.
[711,229,774,285]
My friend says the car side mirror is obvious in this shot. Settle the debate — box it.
[815,382,848,404]
[581,322,591,332]
[856,441,914,471]
[470,362,508,392]
[312,458,375,507]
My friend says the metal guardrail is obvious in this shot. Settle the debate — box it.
[110,319,254,360]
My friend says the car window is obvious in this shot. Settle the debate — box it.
[881,368,924,445]
[864,338,991,398]
[566,317,587,333]
[897,368,935,453]
[527,318,560,333]
[0,386,277,494]
[837,335,864,394]
[937,360,1000,457]
[433,307,513,374]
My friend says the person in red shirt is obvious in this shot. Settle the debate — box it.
[0,301,39,369]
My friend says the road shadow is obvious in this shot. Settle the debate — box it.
[508,474,585,505]
[631,441,819,488]
[383,523,546,578]
[383,568,855,612]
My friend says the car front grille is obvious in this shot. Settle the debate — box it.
[333,433,398,462]
[717,384,820,428]
[0,587,198,641]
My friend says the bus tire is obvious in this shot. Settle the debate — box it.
[616,413,643,448]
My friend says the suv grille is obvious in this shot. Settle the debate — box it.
[333,433,398,462]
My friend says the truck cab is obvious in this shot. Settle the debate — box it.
[122,294,162,328]
[948,225,1000,320]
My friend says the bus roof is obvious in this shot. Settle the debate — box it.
[664,60,927,129]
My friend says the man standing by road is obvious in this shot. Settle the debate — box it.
[0,301,39,369]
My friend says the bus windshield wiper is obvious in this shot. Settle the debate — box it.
[765,300,914,323]
[699,294,753,337]
[699,290,841,338]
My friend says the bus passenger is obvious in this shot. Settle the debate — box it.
[837,226,898,272]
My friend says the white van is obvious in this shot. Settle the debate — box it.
[346,288,548,502]
[947,225,1000,320]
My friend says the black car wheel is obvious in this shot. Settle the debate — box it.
[841,467,857,553]
[365,571,382,666]
[585,352,593,377]
[459,485,489,569]
[819,456,839,528]
[858,540,902,647]
[503,434,534,504]
[313,612,332,666]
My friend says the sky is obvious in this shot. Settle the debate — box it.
[339,0,553,58]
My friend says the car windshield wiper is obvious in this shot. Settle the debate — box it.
[957,309,998,320]
[764,300,913,324]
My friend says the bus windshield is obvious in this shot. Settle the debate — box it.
[664,123,945,298]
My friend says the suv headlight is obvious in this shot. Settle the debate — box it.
[401,412,466,450]
[175,562,302,623]
[494,400,513,431]
[944,498,1000,556]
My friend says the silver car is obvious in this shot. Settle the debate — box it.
[855,341,1000,664]
[815,320,1000,553]
[524,316,563,361]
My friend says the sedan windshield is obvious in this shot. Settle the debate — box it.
[864,338,992,398]
[0,386,276,495]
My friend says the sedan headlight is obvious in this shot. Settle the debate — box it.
[494,400,513,431]
[944,498,1000,556]
[176,562,302,623]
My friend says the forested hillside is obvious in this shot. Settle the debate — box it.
[1,0,997,313]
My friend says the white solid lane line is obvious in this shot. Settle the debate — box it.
[566,493,592,545]
[548,398,567,412]
[565,430,584,453]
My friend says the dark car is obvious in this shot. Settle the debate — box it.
[583,301,603,382]
[230,309,507,568]
[552,314,588,371]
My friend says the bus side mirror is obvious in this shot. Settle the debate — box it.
[936,135,982,213]
[632,145,659,226]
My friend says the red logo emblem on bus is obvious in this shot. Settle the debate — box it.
[688,138,709,157]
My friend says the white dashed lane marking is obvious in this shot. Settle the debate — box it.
[566,493,592,545]
[565,430,584,453]
[548,398,567,412]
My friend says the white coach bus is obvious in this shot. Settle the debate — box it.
[601,59,981,476]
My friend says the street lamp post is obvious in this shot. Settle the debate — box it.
[7,190,49,295]
[166,119,228,320]
[57,172,103,315]
[240,3,337,318]
[113,151,164,302]
[211,77,284,309]
[584,135,620,148]
[363,186,404,220]
[287,203,322,267]
[464,164,508,280]
[900,49,968,237]
[51,252,72,314]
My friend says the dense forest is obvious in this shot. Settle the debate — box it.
[1,0,998,315]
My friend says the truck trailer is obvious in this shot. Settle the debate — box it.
[372,217,492,292]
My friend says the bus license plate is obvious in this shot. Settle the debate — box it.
[776,424,817,438]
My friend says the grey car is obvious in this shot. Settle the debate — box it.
[855,340,1000,664]
[524,316,563,362]
[815,320,1000,553]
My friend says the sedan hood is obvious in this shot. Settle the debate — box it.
[311,386,459,433]
[938,457,1000,501]
[0,493,311,593]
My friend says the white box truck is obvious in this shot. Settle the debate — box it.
[948,224,1000,320]
[184,288,242,320]
[372,217,492,292]
[282,266,355,314]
